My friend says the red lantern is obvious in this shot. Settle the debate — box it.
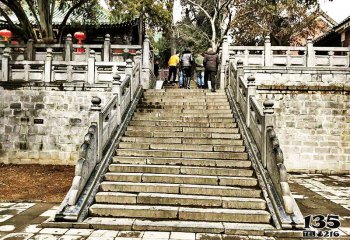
[74,31,86,53]
[0,29,12,42]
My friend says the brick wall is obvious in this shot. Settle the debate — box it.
[257,90,350,174]
[0,89,113,165]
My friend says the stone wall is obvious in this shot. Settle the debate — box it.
[257,89,350,174]
[242,67,350,87]
[0,88,113,165]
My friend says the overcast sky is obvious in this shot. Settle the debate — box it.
[172,0,350,24]
[319,0,350,23]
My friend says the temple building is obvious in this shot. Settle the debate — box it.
[0,6,143,45]
[314,15,350,47]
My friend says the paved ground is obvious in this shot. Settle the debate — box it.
[0,174,349,240]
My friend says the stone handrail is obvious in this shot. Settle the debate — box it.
[0,48,139,86]
[0,34,142,62]
[229,36,350,68]
[226,59,304,229]
[68,123,99,205]
[0,35,151,89]
[55,61,142,221]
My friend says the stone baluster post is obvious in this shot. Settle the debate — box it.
[220,36,229,89]
[90,96,102,162]
[262,98,275,168]
[348,43,350,68]
[103,34,111,62]
[112,74,122,125]
[87,50,95,85]
[1,47,10,82]
[125,59,134,101]
[142,35,150,69]
[65,34,73,61]
[306,36,315,67]
[244,49,249,66]
[286,49,291,67]
[264,36,272,67]
[246,75,257,127]
[236,60,244,102]
[141,35,150,89]
[44,48,53,83]
[134,50,142,87]
[26,39,34,61]
[328,51,334,67]
[134,50,142,65]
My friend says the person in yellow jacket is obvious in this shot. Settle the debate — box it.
[167,51,180,83]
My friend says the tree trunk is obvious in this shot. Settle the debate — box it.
[38,0,54,43]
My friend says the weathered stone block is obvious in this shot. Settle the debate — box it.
[10,103,21,109]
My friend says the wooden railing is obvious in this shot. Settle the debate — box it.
[226,60,304,229]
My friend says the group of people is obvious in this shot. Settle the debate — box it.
[167,48,218,92]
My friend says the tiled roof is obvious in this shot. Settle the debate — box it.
[0,6,138,26]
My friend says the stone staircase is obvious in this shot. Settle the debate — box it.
[84,89,276,235]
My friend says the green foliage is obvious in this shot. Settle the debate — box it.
[0,0,99,43]
[231,0,326,45]
[108,0,173,33]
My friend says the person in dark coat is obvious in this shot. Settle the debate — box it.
[204,48,219,92]
[180,49,194,89]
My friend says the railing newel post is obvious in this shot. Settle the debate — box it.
[113,74,122,125]
[1,47,10,82]
[264,36,272,66]
[65,34,73,61]
[236,60,244,102]
[90,96,102,162]
[26,39,34,60]
[246,75,256,128]
[44,48,53,83]
[125,59,134,101]
[262,98,275,168]
[103,34,111,62]
[306,36,315,67]
[88,50,95,85]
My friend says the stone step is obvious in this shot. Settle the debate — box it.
[116,149,248,160]
[104,173,257,187]
[100,182,262,198]
[121,137,243,145]
[113,156,251,168]
[118,142,245,152]
[89,204,270,223]
[137,105,231,110]
[95,192,266,210]
[140,98,229,103]
[134,113,234,119]
[133,112,233,118]
[145,89,225,93]
[126,126,239,133]
[135,109,232,114]
[130,116,235,123]
[143,92,227,97]
[128,121,236,128]
[84,217,275,234]
[124,131,241,139]
[109,164,253,177]
[139,101,229,106]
